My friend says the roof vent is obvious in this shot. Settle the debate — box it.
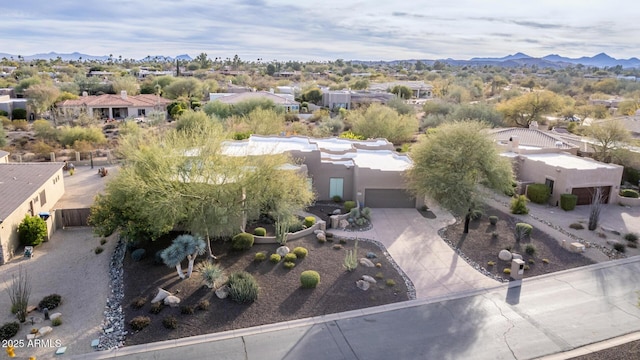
[555,141,563,148]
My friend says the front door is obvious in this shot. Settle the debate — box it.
[329,178,344,199]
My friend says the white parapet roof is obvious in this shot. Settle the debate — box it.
[522,153,620,170]
[352,149,412,171]
[222,136,318,156]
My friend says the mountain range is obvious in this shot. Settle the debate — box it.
[0,51,638,68]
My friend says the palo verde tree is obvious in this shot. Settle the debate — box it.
[586,119,631,163]
[406,120,513,233]
[89,120,314,259]
[497,90,562,127]
[160,234,206,279]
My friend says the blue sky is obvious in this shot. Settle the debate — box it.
[2,0,638,61]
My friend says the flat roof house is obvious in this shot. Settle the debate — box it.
[222,135,421,208]
[212,91,300,113]
[0,162,66,264]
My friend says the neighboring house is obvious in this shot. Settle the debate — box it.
[222,135,422,208]
[368,81,433,98]
[56,91,171,120]
[322,90,352,110]
[321,91,396,110]
[212,91,300,113]
[0,150,8,163]
[0,94,28,119]
[492,128,623,205]
[0,162,65,264]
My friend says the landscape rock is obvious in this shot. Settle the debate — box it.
[26,305,37,313]
[356,280,370,291]
[339,219,349,229]
[313,229,324,235]
[215,285,230,299]
[332,209,341,215]
[316,233,326,241]
[361,275,377,284]
[498,249,512,261]
[151,288,172,303]
[164,295,181,307]
[511,253,523,260]
[276,246,290,257]
[38,326,53,337]
[606,239,621,246]
[359,258,375,267]
[366,252,377,259]
[49,312,62,320]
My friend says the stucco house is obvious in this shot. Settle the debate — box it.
[56,91,171,121]
[222,135,422,208]
[490,127,623,205]
[0,162,66,264]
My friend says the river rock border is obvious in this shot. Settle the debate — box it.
[333,235,416,300]
[97,235,127,350]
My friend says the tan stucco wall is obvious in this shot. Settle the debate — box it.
[0,168,65,264]
[517,156,623,205]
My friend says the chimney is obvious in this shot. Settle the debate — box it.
[509,136,520,153]
[82,91,88,97]
[120,90,127,100]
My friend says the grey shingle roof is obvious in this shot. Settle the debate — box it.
[0,163,64,221]
[489,128,577,150]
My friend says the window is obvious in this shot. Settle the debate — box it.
[545,178,555,195]
[329,178,344,199]
[138,109,146,116]
[40,190,47,206]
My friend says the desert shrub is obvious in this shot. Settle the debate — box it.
[228,271,259,303]
[542,258,550,264]
[326,232,334,239]
[620,189,640,198]
[131,248,146,261]
[525,244,536,256]
[300,270,320,288]
[376,263,382,268]
[317,236,326,244]
[269,254,281,263]
[489,216,498,225]
[503,268,511,275]
[254,252,267,261]
[332,195,342,202]
[253,227,267,236]
[628,242,638,248]
[0,322,20,340]
[100,238,107,245]
[149,302,163,314]
[510,195,529,215]
[283,253,297,262]
[624,233,639,242]
[231,232,254,251]
[515,223,533,241]
[129,316,151,331]
[386,279,396,287]
[470,208,483,221]
[12,108,27,120]
[180,305,194,315]
[560,194,578,211]
[162,315,178,329]
[196,299,210,311]
[303,216,316,228]
[292,247,308,258]
[38,294,61,310]
[487,261,496,266]
[57,126,106,147]
[18,214,47,246]
[375,272,384,279]
[339,238,347,244]
[344,201,357,212]
[361,207,372,220]
[569,223,584,230]
[51,317,62,326]
[130,296,147,309]
[613,243,626,253]
[283,261,296,269]
[94,246,104,254]
[492,231,499,238]
[528,259,535,264]
[527,183,551,204]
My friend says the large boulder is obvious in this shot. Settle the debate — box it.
[361,275,377,284]
[164,295,181,307]
[276,246,290,257]
[151,288,172,303]
[356,280,370,291]
[359,258,375,268]
[498,250,512,261]
[316,233,326,242]
[49,312,62,320]
[332,209,341,215]
[38,326,53,337]
[215,285,230,299]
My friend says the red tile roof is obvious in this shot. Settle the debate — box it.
[58,94,171,108]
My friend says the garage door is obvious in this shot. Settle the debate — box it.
[364,189,415,208]
[571,186,611,205]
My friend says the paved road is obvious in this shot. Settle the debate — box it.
[73,257,640,360]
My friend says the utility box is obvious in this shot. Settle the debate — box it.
[511,259,525,280]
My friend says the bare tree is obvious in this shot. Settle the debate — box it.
[588,187,605,231]
[6,266,31,323]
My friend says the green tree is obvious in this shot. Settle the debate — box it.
[349,103,418,144]
[497,90,562,127]
[25,84,60,118]
[0,126,6,147]
[586,120,631,163]
[390,85,412,99]
[194,53,212,69]
[164,78,203,99]
[302,88,323,104]
[18,214,47,246]
[350,78,369,90]
[111,75,139,95]
[406,121,513,233]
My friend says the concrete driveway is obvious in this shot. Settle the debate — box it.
[329,205,501,299]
